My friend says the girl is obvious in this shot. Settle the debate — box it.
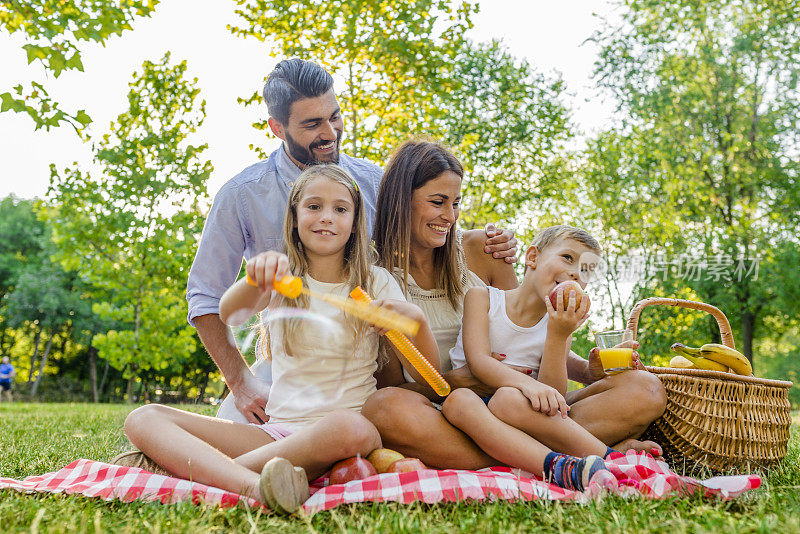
[122,164,438,514]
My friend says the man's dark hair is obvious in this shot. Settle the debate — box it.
[263,59,334,124]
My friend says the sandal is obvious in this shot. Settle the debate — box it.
[259,457,310,514]
[110,450,171,477]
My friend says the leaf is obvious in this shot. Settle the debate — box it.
[74,109,92,127]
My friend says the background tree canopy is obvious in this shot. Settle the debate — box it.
[0,0,798,404]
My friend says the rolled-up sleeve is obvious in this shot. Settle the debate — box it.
[186,184,247,325]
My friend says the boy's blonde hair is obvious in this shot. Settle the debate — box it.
[258,164,375,360]
[531,225,602,255]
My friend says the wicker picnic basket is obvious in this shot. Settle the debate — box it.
[627,297,793,472]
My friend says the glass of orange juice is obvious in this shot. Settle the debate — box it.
[594,329,634,375]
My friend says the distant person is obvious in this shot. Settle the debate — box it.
[186,58,517,424]
[0,356,15,402]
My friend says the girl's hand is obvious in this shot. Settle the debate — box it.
[245,251,291,297]
[368,299,425,336]
[518,379,570,418]
[544,289,591,338]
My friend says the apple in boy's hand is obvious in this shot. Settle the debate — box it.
[366,448,406,474]
[548,281,584,310]
[387,457,427,474]
[328,456,377,485]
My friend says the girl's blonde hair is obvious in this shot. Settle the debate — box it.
[258,164,375,360]
[373,139,465,309]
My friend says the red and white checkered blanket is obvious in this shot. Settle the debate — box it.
[0,451,761,514]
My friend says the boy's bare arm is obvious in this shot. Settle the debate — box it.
[538,292,592,395]
[536,332,571,395]
[462,288,530,389]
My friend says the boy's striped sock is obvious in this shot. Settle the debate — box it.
[543,452,609,492]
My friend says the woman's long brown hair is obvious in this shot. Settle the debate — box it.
[373,139,465,309]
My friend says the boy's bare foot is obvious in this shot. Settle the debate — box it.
[611,438,663,457]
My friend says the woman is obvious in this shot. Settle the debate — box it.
[361,140,666,470]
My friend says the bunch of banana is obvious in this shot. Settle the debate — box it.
[670,343,753,375]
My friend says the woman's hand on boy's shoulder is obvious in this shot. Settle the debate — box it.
[544,291,591,338]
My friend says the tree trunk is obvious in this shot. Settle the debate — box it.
[30,331,57,397]
[28,326,42,383]
[138,378,148,403]
[88,346,99,403]
[197,370,210,404]
[99,360,111,398]
[741,310,756,370]
[126,375,137,403]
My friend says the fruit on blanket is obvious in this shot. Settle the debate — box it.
[387,457,427,474]
[548,281,584,310]
[699,343,752,376]
[329,456,377,485]
[670,344,729,372]
[668,355,697,369]
[366,448,406,474]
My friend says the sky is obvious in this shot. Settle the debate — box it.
[0,0,619,202]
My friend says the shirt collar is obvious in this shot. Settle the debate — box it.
[275,143,304,185]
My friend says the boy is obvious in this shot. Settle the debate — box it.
[442,225,622,492]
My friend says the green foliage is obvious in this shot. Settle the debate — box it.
[440,40,573,231]
[230,0,574,236]
[44,54,212,387]
[0,196,45,301]
[0,0,159,133]
[584,0,800,372]
[231,0,476,161]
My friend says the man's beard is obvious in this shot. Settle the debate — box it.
[285,131,342,166]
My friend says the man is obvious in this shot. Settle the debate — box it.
[0,356,15,402]
[187,59,517,424]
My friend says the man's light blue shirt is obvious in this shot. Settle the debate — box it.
[186,146,382,324]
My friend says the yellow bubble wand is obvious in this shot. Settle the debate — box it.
[245,274,420,337]
[350,286,451,397]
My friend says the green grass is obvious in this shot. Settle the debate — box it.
[1,403,799,533]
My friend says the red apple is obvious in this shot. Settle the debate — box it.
[329,456,377,485]
[387,457,427,474]
[549,280,584,310]
[366,448,406,474]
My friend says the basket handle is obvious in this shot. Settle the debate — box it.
[625,297,735,349]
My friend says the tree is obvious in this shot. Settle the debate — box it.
[232,0,575,240]
[437,40,573,232]
[583,0,800,368]
[231,0,477,162]
[0,0,159,133]
[0,196,45,301]
[4,257,84,396]
[45,53,212,400]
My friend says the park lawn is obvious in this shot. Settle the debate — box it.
[0,403,798,533]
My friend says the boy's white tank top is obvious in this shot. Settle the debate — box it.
[449,286,548,375]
